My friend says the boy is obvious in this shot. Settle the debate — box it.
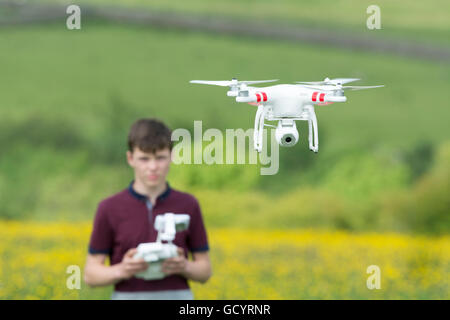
[84,118,211,300]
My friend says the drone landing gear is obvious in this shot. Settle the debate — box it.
[306,106,319,153]
[253,105,264,153]
[254,105,319,153]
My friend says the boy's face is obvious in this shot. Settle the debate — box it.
[126,147,171,188]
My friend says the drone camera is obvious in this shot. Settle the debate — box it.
[275,120,299,147]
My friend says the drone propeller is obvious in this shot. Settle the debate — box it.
[339,85,385,91]
[300,84,384,91]
[296,77,360,85]
[190,78,279,97]
[190,79,279,87]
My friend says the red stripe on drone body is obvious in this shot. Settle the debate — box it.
[312,92,318,102]
[319,93,325,102]
[261,92,267,102]
[256,93,261,102]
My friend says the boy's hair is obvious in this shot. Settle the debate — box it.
[127,118,173,153]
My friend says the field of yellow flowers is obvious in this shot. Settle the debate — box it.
[0,221,448,299]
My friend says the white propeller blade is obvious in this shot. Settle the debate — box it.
[296,78,360,85]
[241,79,279,85]
[189,79,278,87]
[298,84,338,90]
[295,81,324,85]
[341,85,385,91]
[329,78,360,85]
[298,84,384,91]
[189,80,229,86]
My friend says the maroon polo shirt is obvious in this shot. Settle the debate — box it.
[88,181,209,292]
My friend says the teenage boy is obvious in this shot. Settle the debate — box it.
[84,118,211,300]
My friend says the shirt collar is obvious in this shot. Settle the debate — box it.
[128,180,171,202]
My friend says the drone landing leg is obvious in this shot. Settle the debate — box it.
[253,105,264,153]
[308,118,313,151]
[308,107,319,153]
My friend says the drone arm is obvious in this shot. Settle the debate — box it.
[236,93,260,103]
[236,89,270,104]
[311,91,347,104]
[236,96,256,103]
[324,96,347,102]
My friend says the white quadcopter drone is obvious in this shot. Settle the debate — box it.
[190,77,384,153]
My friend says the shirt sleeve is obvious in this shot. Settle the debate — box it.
[187,198,209,253]
[88,201,114,255]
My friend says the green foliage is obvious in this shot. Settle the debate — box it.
[0,114,84,153]
[402,141,435,182]
[320,150,411,200]
[0,144,89,219]
[376,142,450,235]
[88,93,141,165]
[170,164,261,192]
[197,141,449,234]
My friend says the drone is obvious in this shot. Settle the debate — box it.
[190,77,384,153]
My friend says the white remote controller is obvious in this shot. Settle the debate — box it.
[133,213,190,280]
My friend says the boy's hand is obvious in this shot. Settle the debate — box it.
[117,248,149,280]
[161,247,188,276]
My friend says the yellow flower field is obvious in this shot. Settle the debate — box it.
[0,221,448,299]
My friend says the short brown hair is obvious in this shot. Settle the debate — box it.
[127,118,173,153]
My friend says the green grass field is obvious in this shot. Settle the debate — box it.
[0,21,448,234]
